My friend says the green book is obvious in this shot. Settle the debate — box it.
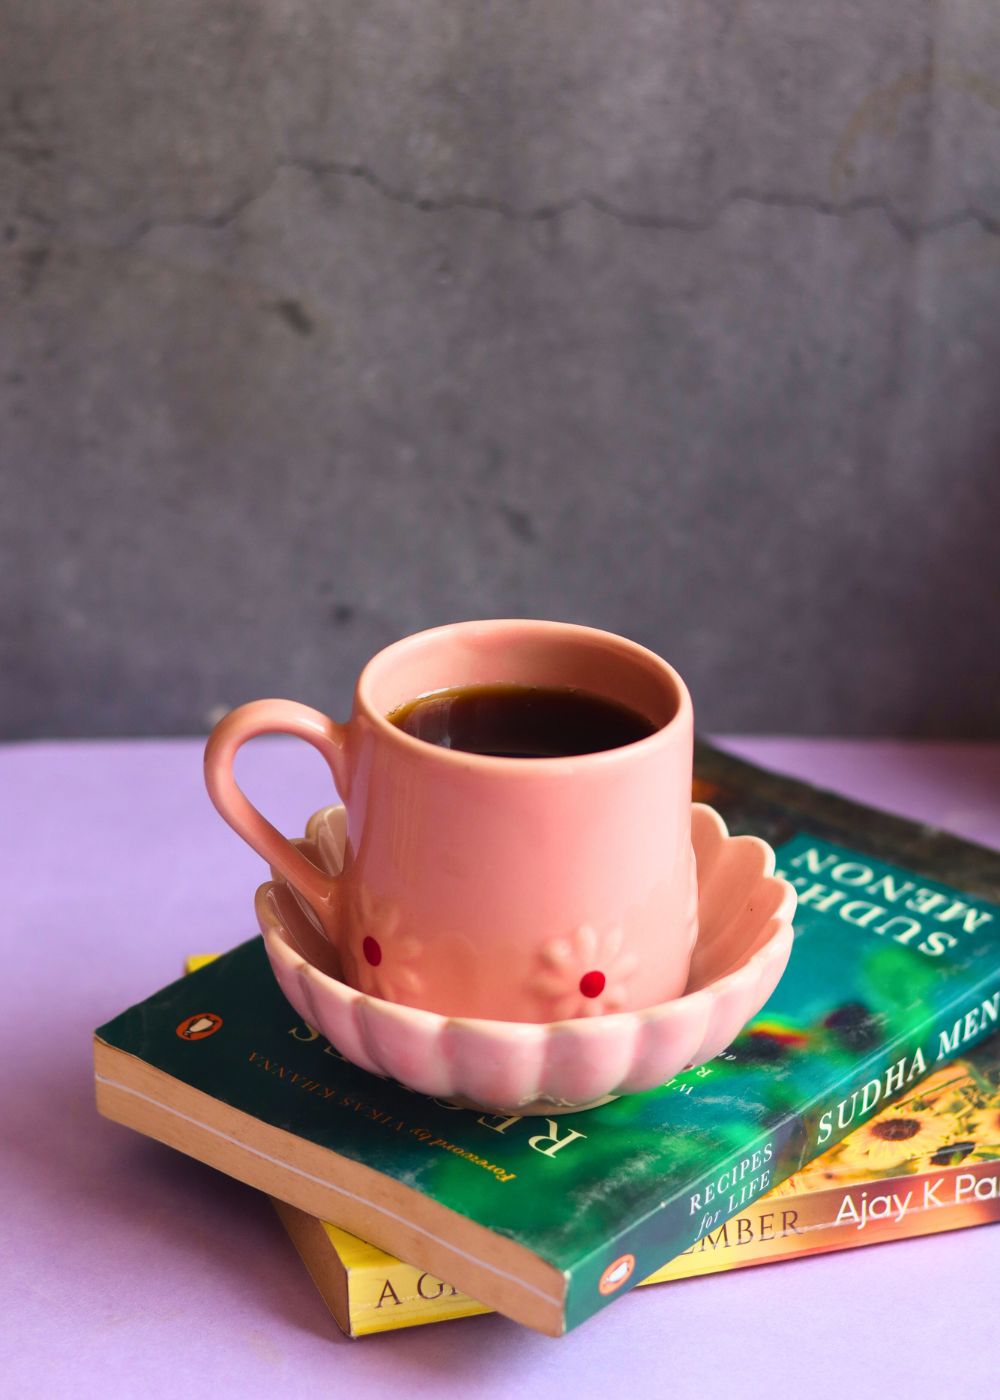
[94,745,1000,1336]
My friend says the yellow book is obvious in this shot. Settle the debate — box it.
[184,956,1000,1338]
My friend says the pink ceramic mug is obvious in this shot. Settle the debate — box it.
[204,620,697,1022]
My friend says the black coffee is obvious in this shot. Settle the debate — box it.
[387,683,657,758]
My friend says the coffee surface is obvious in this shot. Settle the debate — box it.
[387,683,657,758]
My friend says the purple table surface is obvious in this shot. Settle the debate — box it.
[2,737,998,1398]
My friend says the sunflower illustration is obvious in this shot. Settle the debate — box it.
[906,1062,979,1115]
[965,1105,1000,1148]
[771,1160,845,1196]
[837,1107,957,1171]
[530,922,639,1019]
[927,1141,978,1168]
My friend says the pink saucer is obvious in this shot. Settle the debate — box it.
[255,803,796,1115]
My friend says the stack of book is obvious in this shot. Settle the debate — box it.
[94,745,1000,1337]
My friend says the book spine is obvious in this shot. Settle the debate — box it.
[346,1257,491,1336]
[646,1157,1000,1280]
[328,1154,1000,1333]
[564,968,1000,1330]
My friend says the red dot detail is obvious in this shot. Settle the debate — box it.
[579,969,606,999]
[362,936,382,967]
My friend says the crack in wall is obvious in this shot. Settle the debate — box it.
[118,154,1000,249]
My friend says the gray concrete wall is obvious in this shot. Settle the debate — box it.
[3,2,999,738]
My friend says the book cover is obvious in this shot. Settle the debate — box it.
[95,745,1000,1335]
[182,954,1000,1336]
[269,1041,1000,1335]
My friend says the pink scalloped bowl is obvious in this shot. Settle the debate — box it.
[255,803,796,1114]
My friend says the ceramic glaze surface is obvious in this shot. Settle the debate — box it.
[255,802,797,1114]
[205,620,699,1021]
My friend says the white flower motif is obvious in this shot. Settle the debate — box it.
[348,885,425,1004]
[530,923,639,1019]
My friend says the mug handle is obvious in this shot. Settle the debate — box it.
[204,699,349,916]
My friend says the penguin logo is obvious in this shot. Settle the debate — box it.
[598,1254,635,1295]
[176,1012,224,1041]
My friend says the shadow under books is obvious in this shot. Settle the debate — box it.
[6,1060,338,1343]
[12,1061,541,1362]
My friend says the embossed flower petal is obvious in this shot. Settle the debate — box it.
[533,971,578,998]
[615,950,639,978]
[343,888,421,1006]
[350,884,397,940]
[354,884,379,928]
[395,967,424,995]
[576,996,607,1019]
[352,962,382,997]
[539,938,574,969]
[603,923,625,958]
[575,924,599,962]
[532,922,639,1015]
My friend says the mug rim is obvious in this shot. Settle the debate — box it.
[354,618,692,772]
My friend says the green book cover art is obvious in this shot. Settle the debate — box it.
[96,747,1000,1333]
